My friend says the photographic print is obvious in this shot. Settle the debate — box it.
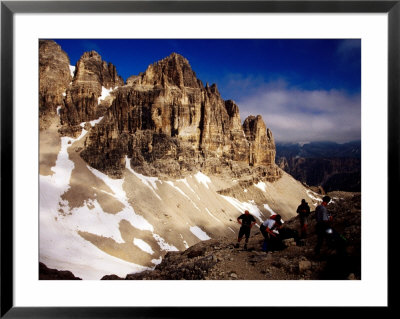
[38,38,361,281]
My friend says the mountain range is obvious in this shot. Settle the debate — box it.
[39,40,360,280]
[276,141,361,192]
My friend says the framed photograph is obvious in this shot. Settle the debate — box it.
[1,0,395,317]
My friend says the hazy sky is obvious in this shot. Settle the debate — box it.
[51,39,361,143]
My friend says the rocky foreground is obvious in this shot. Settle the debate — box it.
[40,192,360,280]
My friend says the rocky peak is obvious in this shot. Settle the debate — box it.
[75,52,280,180]
[81,50,102,61]
[243,115,264,141]
[74,50,124,89]
[205,83,220,96]
[243,115,276,167]
[224,100,239,118]
[60,50,124,129]
[39,40,72,129]
[139,52,202,89]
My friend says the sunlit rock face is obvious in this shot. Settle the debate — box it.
[243,115,276,167]
[39,45,281,180]
[39,40,72,129]
[60,50,124,130]
[79,53,280,180]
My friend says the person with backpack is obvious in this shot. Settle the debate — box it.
[235,210,256,250]
[260,214,283,252]
[314,195,332,254]
[296,199,311,238]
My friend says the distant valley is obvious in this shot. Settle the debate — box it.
[276,141,361,192]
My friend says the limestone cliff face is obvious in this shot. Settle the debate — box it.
[243,115,276,167]
[39,40,72,129]
[80,53,280,180]
[60,51,124,129]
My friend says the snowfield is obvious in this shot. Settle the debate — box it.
[40,120,178,279]
[40,121,151,279]
[190,226,211,240]
[40,119,311,279]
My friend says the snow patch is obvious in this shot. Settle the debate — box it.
[165,181,189,199]
[220,195,264,222]
[306,190,322,206]
[69,65,75,77]
[153,234,178,252]
[86,165,154,232]
[125,157,161,200]
[190,226,211,241]
[194,172,211,189]
[98,86,114,104]
[89,117,103,127]
[56,106,62,115]
[263,204,284,223]
[68,199,129,243]
[133,238,154,255]
[165,180,201,211]
[177,178,201,200]
[263,203,276,215]
[151,257,162,265]
[205,208,222,223]
[254,181,267,192]
[180,234,189,249]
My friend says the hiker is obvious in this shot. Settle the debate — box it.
[235,210,256,250]
[260,214,283,252]
[314,195,333,254]
[296,199,310,238]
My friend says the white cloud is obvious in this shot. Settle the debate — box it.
[236,81,360,143]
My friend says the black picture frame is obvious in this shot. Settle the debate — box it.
[1,0,396,317]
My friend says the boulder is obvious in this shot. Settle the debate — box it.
[298,260,312,273]
[39,262,81,280]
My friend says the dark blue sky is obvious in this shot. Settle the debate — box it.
[50,39,361,143]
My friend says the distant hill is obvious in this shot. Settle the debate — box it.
[276,141,361,192]
[276,141,361,159]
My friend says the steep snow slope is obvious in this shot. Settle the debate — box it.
[39,118,317,279]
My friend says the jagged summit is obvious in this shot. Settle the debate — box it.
[39,44,281,180]
[81,50,102,61]
[79,50,280,179]
[154,52,191,71]
[136,52,203,89]
[160,52,189,63]
[74,50,124,89]
[58,49,124,129]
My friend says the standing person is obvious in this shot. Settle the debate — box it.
[297,199,310,238]
[235,210,256,250]
[314,195,332,254]
[260,214,283,252]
